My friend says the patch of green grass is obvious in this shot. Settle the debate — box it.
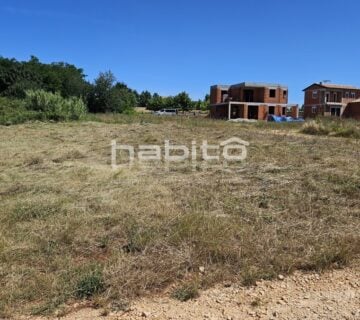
[76,267,105,299]
[11,201,64,222]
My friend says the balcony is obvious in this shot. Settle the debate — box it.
[324,98,357,106]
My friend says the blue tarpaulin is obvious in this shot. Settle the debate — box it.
[267,115,304,122]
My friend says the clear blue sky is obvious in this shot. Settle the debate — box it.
[1,0,360,104]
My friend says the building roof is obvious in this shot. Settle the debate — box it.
[211,85,230,90]
[212,82,288,90]
[230,82,288,89]
[303,83,360,91]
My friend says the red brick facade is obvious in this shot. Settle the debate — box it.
[210,87,225,105]
[210,82,295,120]
[303,83,360,118]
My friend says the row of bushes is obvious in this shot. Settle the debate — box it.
[0,90,87,125]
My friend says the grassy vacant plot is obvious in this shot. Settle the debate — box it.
[0,115,359,317]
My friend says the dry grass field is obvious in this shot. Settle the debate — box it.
[0,115,359,317]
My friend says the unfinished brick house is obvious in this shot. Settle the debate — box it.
[209,82,298,120]
[303,82,360,118]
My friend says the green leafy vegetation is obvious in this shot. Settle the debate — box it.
[25,89,87,121]
[0,55,87,99]
[0,96,40,125]
[0,56,210,126]
[86,71,137,113]
[171,283,199,302]
[76,267,105,299]
[0,90,87,125]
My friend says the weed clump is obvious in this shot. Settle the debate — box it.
[301,120,329,135]
[171,283,199,302]
[76,267,105,299]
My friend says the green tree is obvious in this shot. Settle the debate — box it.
[0,57,40,98]
[163,96,176,109]
[193,99,202,110]
[87,72,137,113]
[204,94,210,104]
[87,71,116,113]
[174,91,192,111]
[110,82,137,113]
[0,56,88,99]
[148,93,164,111]
[138,90,152,109]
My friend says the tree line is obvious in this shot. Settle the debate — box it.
[0,56,209,113]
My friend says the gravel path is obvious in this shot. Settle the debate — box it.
[28,265,359,320]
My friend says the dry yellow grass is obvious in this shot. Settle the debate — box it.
[0,115,359,317]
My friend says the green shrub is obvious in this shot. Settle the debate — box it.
[0,97,40,125]
[122,107,136,115]
[0,91,87,125]
[25,90,87,121]
[171,283,199,302]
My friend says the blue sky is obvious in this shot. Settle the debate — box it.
[1,0,360,104]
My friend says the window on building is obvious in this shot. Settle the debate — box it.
[312,91,318,99]
[221,90,229,102]
[283,90,287,98]
[325,92,330,103]
[312,106,317,114]
[269,89,276,98]
[351,92,356,99]
[268,106,275,114]
[345,92,349,98]
[244,90,254,102]
[282,107,287,115]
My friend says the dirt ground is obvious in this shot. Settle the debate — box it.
[25,264,359,320]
